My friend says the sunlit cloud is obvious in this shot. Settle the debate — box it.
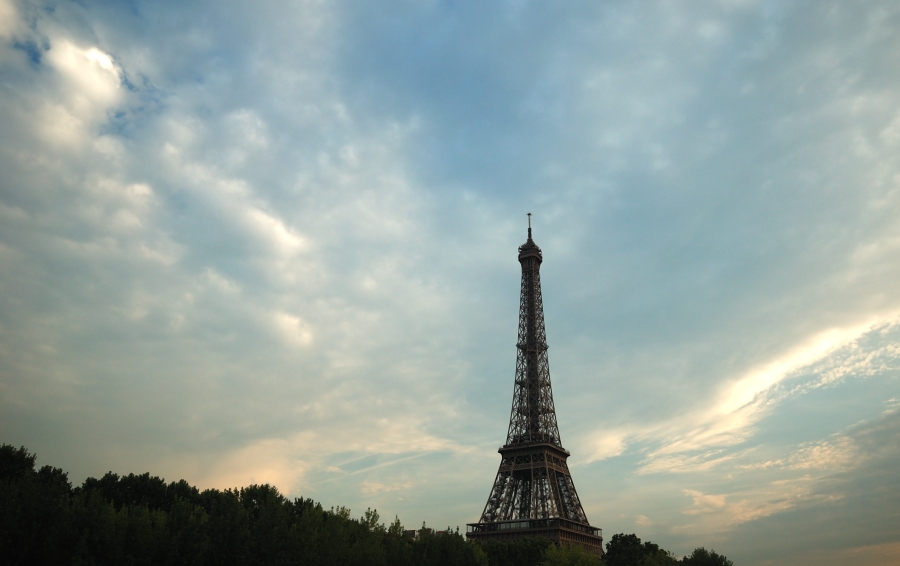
[635,514,653,527]
[675,478,822,534]
[683,490,727,515]
[788,435,859,471]
[0,0,17,38]
[602,315,900,476]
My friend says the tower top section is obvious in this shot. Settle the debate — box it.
[518,213,543,263]
[507,213,559,448]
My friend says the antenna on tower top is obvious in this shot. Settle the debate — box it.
[527,213,532,239]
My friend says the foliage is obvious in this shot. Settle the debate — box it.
[0,444,493,566]
[542,543,602,566]
[604,533,651,566]
[643,549,679,566]
[0,445,734,566]
[603,533,680,566]
[479,536,552,566]
[603,533,730,566]
[681,547,733,566]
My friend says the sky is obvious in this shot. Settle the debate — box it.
[1,0,899,564]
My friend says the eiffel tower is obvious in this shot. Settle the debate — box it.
[466,215,603,556]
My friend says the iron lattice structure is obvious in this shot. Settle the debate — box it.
[467,218,603,556]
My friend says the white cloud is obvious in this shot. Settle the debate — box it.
[272,311,313,347]
[40,40,122,144]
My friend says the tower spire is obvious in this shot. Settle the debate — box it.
[467,225,603,556]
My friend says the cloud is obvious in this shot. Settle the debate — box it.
[587,429,629,461]
[787,435,859,471]
[635,514,653,527]
[674,477,827,536]
[272,311,314,348]
[360,480,414,496]
[0,0,466,489]
[683,490,727,515]
[639,450,746,475]
[594,315,900,478]
[0,0,17,39]
[717,405,900,563]
[646,405,900,558]
[2,1,900,559]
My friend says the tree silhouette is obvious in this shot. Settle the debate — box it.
[0,444,735,566]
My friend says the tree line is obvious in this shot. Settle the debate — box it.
[0,445,732,565]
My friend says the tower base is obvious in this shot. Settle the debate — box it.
[466,518,603,557]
